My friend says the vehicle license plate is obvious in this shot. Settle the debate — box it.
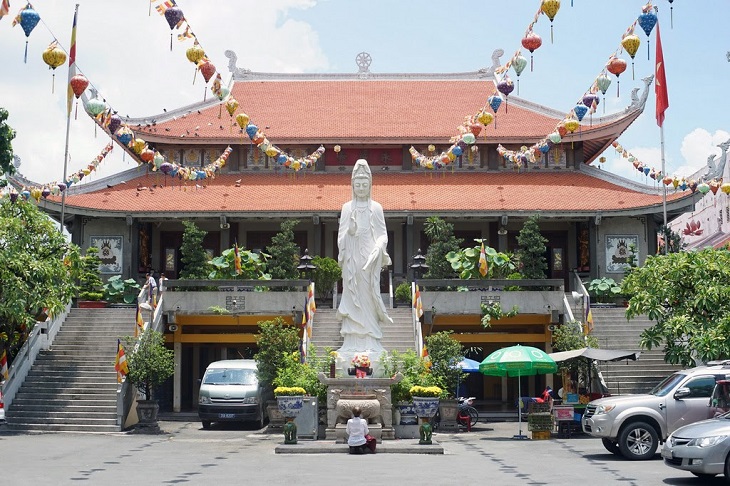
[219,413,235,419]
[661,448,672,459]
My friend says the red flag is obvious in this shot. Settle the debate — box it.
[654,21,669,127]
[66,5,78,117]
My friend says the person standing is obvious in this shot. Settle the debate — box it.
[144,272,158,308]
[158,272,168,297]
[336,159,392,368]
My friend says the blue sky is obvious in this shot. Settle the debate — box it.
[0,0,727,186]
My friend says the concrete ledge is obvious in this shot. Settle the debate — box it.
[275,439,444,454]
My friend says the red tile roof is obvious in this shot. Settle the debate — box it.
[53,171,685,215]
[135,79,623,144]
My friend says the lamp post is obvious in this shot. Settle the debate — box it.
[297,248,317,281]
[410,248,428,282]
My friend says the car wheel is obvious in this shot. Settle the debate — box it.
[690,472,716,479]
[618,421,658,460]
[724,452,730,481]
[202,420,211,429]
[601,438,622,455]
[254,407,265,429]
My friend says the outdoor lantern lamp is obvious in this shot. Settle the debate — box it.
[410,249,428,281]
[297,248,316,280]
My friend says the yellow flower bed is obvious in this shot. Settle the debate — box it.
[409,385,442,398]
[274,386,307,397]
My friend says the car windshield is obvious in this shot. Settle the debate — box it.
[203,368,257,386]
[649,373,686,397]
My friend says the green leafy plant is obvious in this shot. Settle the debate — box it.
[394,282,412,303]
[208,305,230,315]
[381,349,435,403]
[586,277,622,303]
[180,221,209,280]
[103,275,141,304]
[78,247,104,301]
[266,219,300,280]
[311,256,341,302]
[423,216,463,279]
[208,246,270,280]
[272,351,326,402]
[516,215,548,279]
[424,331,465,398]
[254,317,300,389]
[123,330,175,400]
[552,321,598,377]
[480,302,520,328]
[446,240,516,280]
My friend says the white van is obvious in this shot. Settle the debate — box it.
[198,359,268,429]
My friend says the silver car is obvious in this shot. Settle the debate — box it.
[662,412,730,481]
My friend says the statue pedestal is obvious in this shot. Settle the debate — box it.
[318,372,402,441]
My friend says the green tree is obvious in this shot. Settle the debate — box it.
[311,256,341,301]
[552,322,599,380]
[254,317,300,389]
[657,224,685,254]
[424,331,465,398]
[446,240,516,280]
[179,220,208,279]
[123,330,175,400]
[266,219,300,280]
[0,108,16,180]
[208,246,270,280]
[423,216,462,279]
[0,199,79,359]
[516,214,547,279]
[622,248,730,365]
[78,247,104,301]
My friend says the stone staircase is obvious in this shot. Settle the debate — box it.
[588,306,684,395]
[6,307,137,433]
[308,308,418,356]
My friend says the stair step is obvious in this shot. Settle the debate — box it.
[10,400,117,409]
[7,423,120,433]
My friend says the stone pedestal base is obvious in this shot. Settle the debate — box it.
[318,372,401,441]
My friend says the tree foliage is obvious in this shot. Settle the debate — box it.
[516,214,548,279]
[446,240,516,280]
[552,322,599,376]
[424,331,465,398]
[423,216,462,279]
[254,317,300,388]
[179,220,208,279]
[0,108,16,179]
[311,255,341,301]
[78,247,104,301]
[266,219,300,280]
[622,249,730,365]
[123,330,175,400]
[0,199,79,358]
[657,224,685,254]
[207,246,270,280]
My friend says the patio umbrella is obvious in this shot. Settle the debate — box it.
[479,344,558,439]
[455,357,481,373]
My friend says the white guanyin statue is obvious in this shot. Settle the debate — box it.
[336,159,392,376]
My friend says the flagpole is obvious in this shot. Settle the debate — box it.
[660,125,667,254]
[60,4,79,234]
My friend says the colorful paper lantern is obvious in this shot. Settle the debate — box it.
[621,33,641,79]
[521,31,542,71]
[19,6,40,63]
[199,60,216,84]
[42,41,67,93]
[606,57,627,96]
[511,54,528,94]
[638,7,658,60]
[164,6,184,50]
[540,0,561,43]
[497,75,514,113]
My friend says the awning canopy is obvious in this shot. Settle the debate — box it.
[549,347,641,363]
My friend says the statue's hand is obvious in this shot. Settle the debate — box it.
[348,214,357,235]
[363,248,379,271]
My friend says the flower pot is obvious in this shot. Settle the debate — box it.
[276,395,304,418]
[77,300,108,308]
[412,397,440,418]
[347,367,372,378]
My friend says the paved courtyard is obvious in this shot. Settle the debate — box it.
[0,420,724,485]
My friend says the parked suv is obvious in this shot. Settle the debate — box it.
[582,361,730,460]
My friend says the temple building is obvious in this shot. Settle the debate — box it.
[11,51,701,408]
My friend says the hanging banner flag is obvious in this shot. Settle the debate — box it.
[479,242,488,277]
[654,21,669,127]
[114,339,128,383]
[0,348,9,381]
[66,4,78,117]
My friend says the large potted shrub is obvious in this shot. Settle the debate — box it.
[310,255,341,306]
[124,330,175,432]
[77,247,106,308]
[425,331,466,432]
[381,349,433,428]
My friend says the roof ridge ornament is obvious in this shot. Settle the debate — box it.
[356,52,372,79]
[225,50,252,79]
[629,74,653,110]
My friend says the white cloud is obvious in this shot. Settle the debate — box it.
[677,128,730,177]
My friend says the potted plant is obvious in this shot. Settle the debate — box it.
[410,385,442,445]
[348,353,372,378]
[77,247,106,308]
[424,331,466,432]
[586,277,622,304]
[394,281,412,307]
[311,256,341,306]
[103,275,142,305]
[123,330,175,432]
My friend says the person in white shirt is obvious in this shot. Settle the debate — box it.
[346,406,369,454]
[158,273,168,295]
[144,272,158,306]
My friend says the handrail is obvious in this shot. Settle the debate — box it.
[166,279,310,289]
[1,303,70,410]
[418,278,565,291]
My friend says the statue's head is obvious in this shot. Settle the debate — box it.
[351,159,372,201]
